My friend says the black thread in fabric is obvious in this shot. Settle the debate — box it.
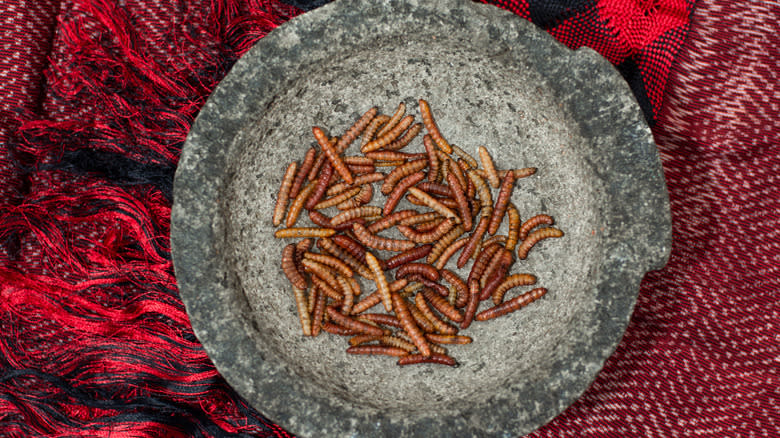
[616,57,655,126]
[527,0,596,29]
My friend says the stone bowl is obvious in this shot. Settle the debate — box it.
[171,0,672,436]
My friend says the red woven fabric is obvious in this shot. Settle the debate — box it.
[1,0,777,437]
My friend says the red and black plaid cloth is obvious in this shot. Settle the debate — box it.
[1,0,777,436]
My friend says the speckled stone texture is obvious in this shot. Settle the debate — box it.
[170,0,671,437]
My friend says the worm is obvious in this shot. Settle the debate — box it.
[313,126,353,184]
[451,144,478,169]
[337,184,373,210]
[307,283,318,314]
[505,204,521,251]
[352,222,416,252]
[480,246,511,288]
[460,280,481,329]
[365,150,426,161]
[383,122,422,151]
[381,159,428,195]
[308,210,365,231]
[373,159,406,167]
[350,278,408,314]
[307,137,336,181]
[343,156,374,166]
[292,286,312,336]
[433,236,469,270]
[274,227,336,238]
[286,180,316,227]
[304,161,334,210]
[376,102,406,138]
[379,335,417,352]
[427,224,465,264]
[457,215,490,268]
[479,250,513,301]
[415,292,458,335]
[362,115,414,153]
[446,172,472,231]
[365,251,393,312]
[397,353,457,367]
[311,286,326,336]
[303,252,353,278]
[357,313,403,329]
[399,280,424,298]
[392,292,431,356]
[338,277,354,315]
[282,243,307,289]
[327,172,385,197]
[442,152,468,194]
[347,345,408,357]
[425,333,472,345]
[397,211,441,227]
[331,206,382,226]
[273,162,298,227]
[409,274,449,298]
[289,147,316,199]
[361,114,390,148]
[411,217,446,232]
[326,306,385,336]
[518,214,555,241]
[406,187,459,222]
[440,269,469,308]
[321,322,357,336]
[407,193,461,210]
[383,170,426,215]
[331,234,368,263]
[309,272,343,303]
[345,164,375,175]
[313,186,362,210]
[406,300,436,333]
[488,170,516,235]
[475,167,537,181]
[396,262,440,282]
[422,289,463,323]
[457,159,476,199]
[476,287,548,321]
[468,242,502,284]
[384,244,433,270]
[480,236,508,255]
[397,218,455,244]
[416,181,452,198]
[492,273,537,305]
[301,258,342,293]
[517,227,564,259]
[422,134,440,182]
[348,334,382,346]
[418,99,452,154]
[367,209,417,233]
[477,145,500,188]
[317,237,373,279]
[335,106,378,153]
[467,170,493,217]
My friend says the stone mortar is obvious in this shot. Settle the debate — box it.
[171,0,672,436]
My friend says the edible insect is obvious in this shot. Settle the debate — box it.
[418,98,452,154]
[273,162,298,226]
[476,287,548,321]
[516,227,564,259]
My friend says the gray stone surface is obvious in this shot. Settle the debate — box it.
[171,0,672,437]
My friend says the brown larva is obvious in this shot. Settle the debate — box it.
[480,235,508,252]
[427,224,465,264]
[457,215,490,268]
[379,335,417,352]
[406,187,459,222]
[422,289,464,323]
[382,122,422,151]
[475,287,548,321]
[505,204,521,251]
[416,181,452,198]
[357,313,403,329]
[312,186,362,210]
[335,106,378,153]
[311,286,326,337]
[362,115,414,153]
[282,243,307,289]
[446,172,473,231]
[477,145,500,188]
[457,159,476,199]
[348,334,382,346]
[492,273,537,305]
[474,167,537,181]
[307,210,366,232]
[384,244,433,270]
[364,150,426,161]
[406,193,461,210]
[460,280,480,329]
[303,252,353,278]
[409,274,450,298]
[467,169,493,216]
[380,159,428,195]
[383,170,426,216]
[397,353,457,367]
[418,99,452,154]
[392,292,432,356]
[433,237,469,270]
[286,180,316,227]
[342,156,374,166]
[516,227,564,259]
[350,278,408,314]
[313,126,354,185]
[274,227,336,239]
[440,269,469,308]
[346,345,408,357]
[292,286,312,336]
[345,164,375,175]
[361,114,391,148]
[480,247,511,288]
[366,209,417,233]
[327,172,385,197]
[289,147,316,199]
[424,333,472,345]
[422,134,440,182]
[479,250,514,301]
[273,162,298,227]
[376,102,406,138]
[397,218,455,244]
[451,144,478,169]
[411,217,446,232]
[352,222,416,252]
[467,242,502,284]
[304,161,334,210]
[396,211,441,227]
[373,159,406,167]
[365,251,393,312]
[331,206,382,226]
[518,214,555,241]
[326,306,385,336]
[316,237,373,280]
[321,321,358,336]
[415,292,458,335]
[331,234,368,263]
[307,137,336,182]
[309,273,343,303]
[406,299,436,333]
[396,262,440,282]
[336,184,373,210]
[488,170,516,235]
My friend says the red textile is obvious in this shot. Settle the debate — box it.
[1,1,777,437]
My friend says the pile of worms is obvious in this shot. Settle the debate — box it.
[272,99,563,367]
